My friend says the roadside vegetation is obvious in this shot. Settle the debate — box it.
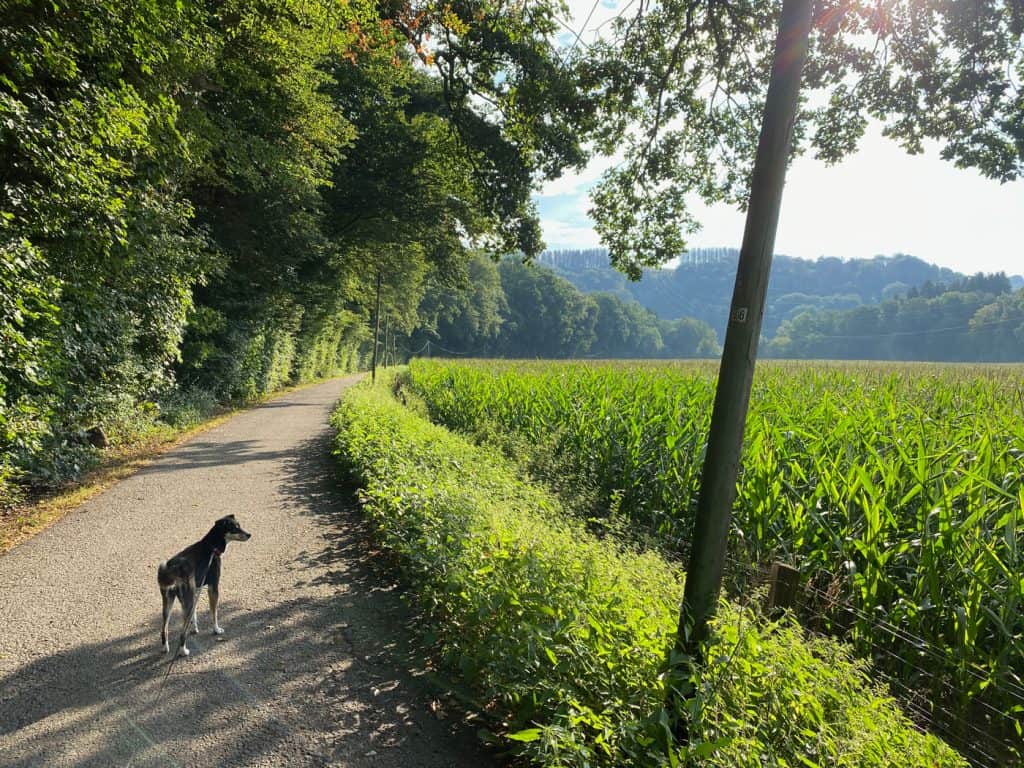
[405,359,1024,763]
[331,372,966,766]
[329,370,966,765]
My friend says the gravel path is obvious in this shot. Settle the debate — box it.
[0,377,493,767]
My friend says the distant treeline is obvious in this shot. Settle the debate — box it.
[767,274,1024,361]
[540,247,738,269]
[411,257,720,360]
[540,249,1024,361]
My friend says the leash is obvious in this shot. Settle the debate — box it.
[153,549,220,702]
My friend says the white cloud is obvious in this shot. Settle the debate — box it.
[541,217,602,250]
[538,152,621,198]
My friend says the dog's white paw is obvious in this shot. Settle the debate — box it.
[162,642,170,654]
[212,625,224,635]
[179,645,190,657]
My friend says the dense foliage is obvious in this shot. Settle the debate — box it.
[406,359,1024,763]
[0,0,590,504]
[331,372,965,767]
[413,256,720,359]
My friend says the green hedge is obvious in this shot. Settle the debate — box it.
[330,373,965,767]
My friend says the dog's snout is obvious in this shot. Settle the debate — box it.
[225,527,252,542]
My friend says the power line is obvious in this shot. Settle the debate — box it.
[591,0,637,34]
[790,313,1023,342]
[567,0,604,55]
[553,0,638,61]
[551,14,591,51]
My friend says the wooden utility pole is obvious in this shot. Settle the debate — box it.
[671,0,814,715]
[371,271,382,383]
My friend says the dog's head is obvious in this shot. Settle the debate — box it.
[215,514,252,542]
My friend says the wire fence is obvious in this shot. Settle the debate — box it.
[716,552,1023,768]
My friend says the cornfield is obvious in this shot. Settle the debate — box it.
[405,358,1024,762]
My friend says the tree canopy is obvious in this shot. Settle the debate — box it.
[411,255,720,359]
[0,0,595,502]
[3,0,1021,501]
[583,0,1024,275]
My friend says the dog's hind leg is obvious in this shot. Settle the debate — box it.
[160,587,175,653]
[177,581,196,657]
[208,584,224,635]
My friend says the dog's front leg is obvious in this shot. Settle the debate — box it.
[208,585,224,635]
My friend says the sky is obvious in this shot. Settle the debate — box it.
[536,0,1024,277]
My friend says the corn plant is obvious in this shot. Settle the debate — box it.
[405,359,1024,762]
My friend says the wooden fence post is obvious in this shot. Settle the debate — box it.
[766,561,800,614]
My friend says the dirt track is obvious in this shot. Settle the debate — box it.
[0,377,493,767]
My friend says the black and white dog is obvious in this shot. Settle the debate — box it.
[157,515,251,656]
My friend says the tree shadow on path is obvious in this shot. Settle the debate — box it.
[0,402,498,768]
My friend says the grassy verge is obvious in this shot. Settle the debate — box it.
[0,412,236,554]
[0,374,351,555]
[331,372,965,767]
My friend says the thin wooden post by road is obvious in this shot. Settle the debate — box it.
[669,0,814,740]
[766,561,801,614]
[371,271,382,383]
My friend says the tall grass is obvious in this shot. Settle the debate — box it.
[405,359,1024,761]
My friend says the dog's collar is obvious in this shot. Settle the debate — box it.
[213,547,224,557]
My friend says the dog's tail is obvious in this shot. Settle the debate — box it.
[157,560,171,589]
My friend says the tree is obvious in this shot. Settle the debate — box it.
[384,0,599,257]
[766,274,1018,360]
[1,0,211,430]
[416,255,508,354]
[178,0,364,398]
[969,290,1024,361]
[497,260,598,358]
[585,0,1024,275]
[659,317,721,358]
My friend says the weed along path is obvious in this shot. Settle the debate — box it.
[0,377,492,768]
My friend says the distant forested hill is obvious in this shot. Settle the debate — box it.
[412,255,720,360]
[766,273,1024,361]
[539,249,964,340]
